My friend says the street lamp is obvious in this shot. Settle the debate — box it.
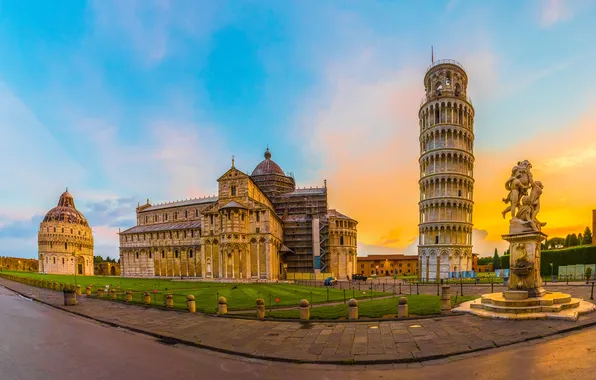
[72,251,78,288]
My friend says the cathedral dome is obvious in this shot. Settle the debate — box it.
[42,189,89,226]
[251,148,285,176]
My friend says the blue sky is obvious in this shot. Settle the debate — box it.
[1,0,595,258]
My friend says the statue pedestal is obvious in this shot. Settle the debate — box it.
[454,226,596,320]
[502,230,547,298]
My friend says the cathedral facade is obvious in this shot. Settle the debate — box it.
[119,150,357,280]
[38,190,95,276]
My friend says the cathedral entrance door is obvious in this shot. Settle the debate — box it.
[78,264,83,275]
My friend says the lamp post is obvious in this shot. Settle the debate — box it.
[72,252,78,288]
[550,262,554,282]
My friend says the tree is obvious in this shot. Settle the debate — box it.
[94,255,104,263]
[583,227,593,245]
[492,250,501,270]
[106,256,112,263]
[564,234,571,247]
[569,233,580,247]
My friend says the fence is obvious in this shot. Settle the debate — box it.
[558,264,595,281]
[287,272,333,281]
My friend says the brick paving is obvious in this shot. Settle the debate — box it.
[2,277,595,364]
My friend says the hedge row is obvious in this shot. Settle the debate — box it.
[496,245,596,276]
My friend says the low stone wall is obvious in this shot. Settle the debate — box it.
[0,256,38,272]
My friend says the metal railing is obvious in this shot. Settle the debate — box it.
[425,59,466,73]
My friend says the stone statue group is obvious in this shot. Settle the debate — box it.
[501,160,546,232]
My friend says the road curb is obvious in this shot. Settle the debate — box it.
[2,282,596,366]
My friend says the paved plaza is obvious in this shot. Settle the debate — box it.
[2,277,595,364]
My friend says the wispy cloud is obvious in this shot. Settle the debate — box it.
[91,0,228,64]
[540,0,572,28]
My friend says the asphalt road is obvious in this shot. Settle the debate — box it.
[1,285,595,380]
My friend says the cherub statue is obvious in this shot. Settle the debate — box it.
[501,161,532,219]
[516,180,546,231]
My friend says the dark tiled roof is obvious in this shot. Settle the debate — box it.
[121,221,202,234]
[286,187,327,196]
[43,190,89,226]
[141,196,218,212]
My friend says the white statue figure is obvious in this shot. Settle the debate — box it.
[502,160,546,232]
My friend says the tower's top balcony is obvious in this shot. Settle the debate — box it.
[425,59,466,75]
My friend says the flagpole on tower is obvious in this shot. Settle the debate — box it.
[431,45,434,64]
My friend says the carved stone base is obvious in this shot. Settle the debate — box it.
[502,230,547,297]
[453,291,596,321]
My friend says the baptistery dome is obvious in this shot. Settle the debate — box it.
[43,190,89,226]
[38,189,94,276]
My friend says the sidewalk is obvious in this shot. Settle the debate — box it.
[2,277,595,365]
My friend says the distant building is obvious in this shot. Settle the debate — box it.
[356,254,418,277]
[94,261,120,276]
[119,149,357,280]
[0,256,38,272]
[472,253,479,272]
[38,190,94,275]
[477,262,493,273]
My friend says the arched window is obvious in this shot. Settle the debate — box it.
[185,210,188,219]
[62,228,64,233]
[50,242,53,248]
[161,250,165,259]
[175,250,179,259]
[70,229,73,234]
[189,250,193,258]
[62,258,65,265]
[136,252,139,259]
[195,209,198,217]
[231,185,237,196]
[65,243,68,250]
[340,236,344,245]
[149,252,152,259]
[53,257,56,264]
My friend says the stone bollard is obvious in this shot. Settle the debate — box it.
[398,297,409,318]
[125,291,133,303]
[440,285,451,311]
[348,298,358,320]
[76,285,82,296]
[217,296,228,315]
[256,298,265,320]
[85,286,91,296]
[110,289,117,300]
[97,289,104,298]
[166,293,174,308]
[54,282,60,291]
[187,295,196,313]
[63,289,77,306]
[299,299,310,321]
[143,292,151,305]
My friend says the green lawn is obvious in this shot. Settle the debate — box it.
[0,271,389,313]
[244,294,477,319]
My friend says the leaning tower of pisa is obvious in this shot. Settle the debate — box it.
[417,59,475,281]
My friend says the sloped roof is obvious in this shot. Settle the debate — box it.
[220,200,247,210]
[141,196,218,212]
[120,221,202,234]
